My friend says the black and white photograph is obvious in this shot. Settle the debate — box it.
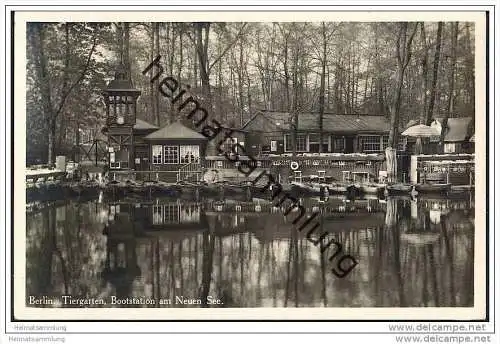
[10,8,489,324]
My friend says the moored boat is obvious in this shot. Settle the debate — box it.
[328,183,348,194]
[359,183,386,195]
[385,183,413,195]
[415,183,451,194]
[346,183,361,199]
[290,182,329,196]
[400,232,440,245]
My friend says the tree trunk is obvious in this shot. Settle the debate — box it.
[440,22,459,148]
[154,23,161,124]
[32,23,55,165]
[425,22,443,126]
[283,37,290,112]
[149,23,157,125]
[291,39,300,158]
[387,22,418,183]
[123,22,130,76]
[464,23,475,133]
[195,23,213,114]
[419,22,429,124]
[318,22,327,153]
[238,40,245,125]
[47,120,56,166]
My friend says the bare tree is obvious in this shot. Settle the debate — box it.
[386,22,418,183]
[425,22,443,125]
[440,22,459,147]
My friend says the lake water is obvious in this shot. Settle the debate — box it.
[26,194,474,308]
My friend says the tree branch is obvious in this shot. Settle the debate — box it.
[208,23,248,72]
[53,32,98,118]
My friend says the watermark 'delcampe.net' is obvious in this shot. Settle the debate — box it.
[142,55,358,278]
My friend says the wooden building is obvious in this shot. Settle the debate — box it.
[133,119,159,172]
[102,65,141,171]
[240,110,396,156]
[102,65,207,182]
[432,117,474,154]
[405,117,474,154]
[143,121,208,183]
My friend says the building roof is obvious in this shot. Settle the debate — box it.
[144,121,207,140]
[134,118,159,131]
[298,113,390,133]
[243,110,390,133]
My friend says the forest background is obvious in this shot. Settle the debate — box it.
[26,21,475,165]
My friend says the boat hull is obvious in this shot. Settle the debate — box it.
[386,183,413,195]
[415,183,451,194]
[360,184,385,195]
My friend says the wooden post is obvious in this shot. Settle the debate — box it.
[385,147,397,183]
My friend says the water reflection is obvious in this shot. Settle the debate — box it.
[26,194,474,308]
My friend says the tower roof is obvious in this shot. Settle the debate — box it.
[104,63,141,94]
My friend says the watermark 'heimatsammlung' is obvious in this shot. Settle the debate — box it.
[142,55,358,278]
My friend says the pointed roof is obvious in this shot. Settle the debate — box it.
[144,121,207,140]
[104,63,141,94]
[134,118,159,131]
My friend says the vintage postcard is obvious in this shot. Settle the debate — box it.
[12,9,488,321]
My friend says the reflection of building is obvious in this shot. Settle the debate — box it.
[102,199,211,302]
[102,220,141,301]
[105,200,209,239]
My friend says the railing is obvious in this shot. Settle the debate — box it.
[177,162,203,183]
[110,170,179,182]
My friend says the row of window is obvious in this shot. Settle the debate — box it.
[152,204,201,224]
[283,134,404,153]
[152,145,200,164]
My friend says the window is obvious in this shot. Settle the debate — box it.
[284,134,307,152]
[380,136,406,151]
[220,137,238,156]
[382,135,389,150]
[444,143,456,153]
[180,145,200,164]
[308,133,329,152]
[285,134,291,151]
[359,135,381,152]
[110,148,129,169]
[333,136,345,153]
[397,137,407,151]
[297,135,306,151]
[109,152,118,168]
[164,146,179,164]
[152,145,162,164]
[270,140,277,152]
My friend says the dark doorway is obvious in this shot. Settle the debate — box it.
[345,136,355,153]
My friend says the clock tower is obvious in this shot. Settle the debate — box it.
[103,64,141,171]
